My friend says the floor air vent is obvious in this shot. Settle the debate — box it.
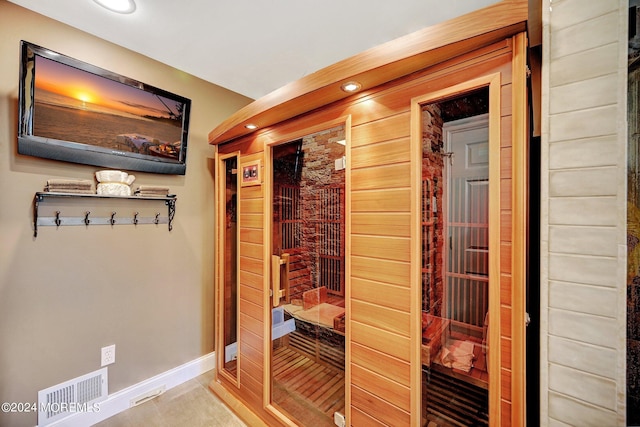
[38,367,108,426]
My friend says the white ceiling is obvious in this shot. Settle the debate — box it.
[8,0,498,100]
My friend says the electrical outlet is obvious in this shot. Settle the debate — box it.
[101,344,116,366]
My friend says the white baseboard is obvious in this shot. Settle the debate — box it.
[44,352,216,427]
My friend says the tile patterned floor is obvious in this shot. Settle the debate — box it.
[94,370,246,427]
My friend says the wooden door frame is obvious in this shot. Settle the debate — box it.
[411,73,503,425]
[262,116,352,426]
[215,149,242,388]
[410,32,529,426]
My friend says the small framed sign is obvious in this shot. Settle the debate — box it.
[241,159,262,186]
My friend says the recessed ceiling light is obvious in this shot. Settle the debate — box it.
[93,0,136,14]
[245,124,258,130]
[341,81,362,93]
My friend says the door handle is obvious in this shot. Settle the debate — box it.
[271,253,290,307]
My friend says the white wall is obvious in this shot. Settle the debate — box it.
[541,0,627,424]
[0,2,251,426]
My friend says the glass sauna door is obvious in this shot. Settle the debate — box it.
[217,154,239,384]
[420,88,492,426]
[269,127,346,427]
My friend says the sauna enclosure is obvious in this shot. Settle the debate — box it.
[210,3,530,426]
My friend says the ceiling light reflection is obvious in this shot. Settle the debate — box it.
[93,0,136,14]
[341,81,362,93]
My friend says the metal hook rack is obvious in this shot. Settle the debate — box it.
[33,192,176,237]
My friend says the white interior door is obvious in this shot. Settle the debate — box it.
[444,113,489,327]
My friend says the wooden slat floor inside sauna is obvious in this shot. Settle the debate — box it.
[423,369,488,427]
[272,345,345,426]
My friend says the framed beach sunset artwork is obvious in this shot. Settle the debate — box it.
[18,41,191,175]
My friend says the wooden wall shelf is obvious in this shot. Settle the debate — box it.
[33,192,176,237]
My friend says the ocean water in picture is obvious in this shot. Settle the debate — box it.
[34,95,183,159]
[31,55,184,160]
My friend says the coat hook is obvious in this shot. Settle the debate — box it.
[133,212,139,225]
[154,213,160,225]
[110,211,116,225]
[84,211,91,226]
[55,211,61,227]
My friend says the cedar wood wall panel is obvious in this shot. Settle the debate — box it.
[215,37,519,426]
[499,62,514,426]
[240,150,268,411]
[351,342,411,386]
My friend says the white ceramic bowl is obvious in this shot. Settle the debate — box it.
[97,183,132,196]
[95,170,128,183]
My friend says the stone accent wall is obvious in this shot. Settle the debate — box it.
[422,104,445,317]
[541,0,627,424]
[274,126,346,301]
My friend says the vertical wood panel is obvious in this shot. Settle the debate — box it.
[351,138,411,168]
[502,337,512,370]
[351,342,411,386]
[351,235,411,262]
[500,274,512,306]
[351,299,411,336]
[509,31,528,427]
[239,328,263,360]
[351,113,411,147]
[351,321,411,360]
[239,242,263,260]
[351,277,411,311]
[350,408,387,427]
[351,364,411,411]
[351,188,411,212]
[351,386,411,426]
[351,256,411,286]
[352,213,411,237]
[351,163,411,190]
[240,271,262,289]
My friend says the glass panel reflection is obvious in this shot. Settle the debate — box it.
[421,89,490,426]
[271,126,346,427]
[223,156,238,376]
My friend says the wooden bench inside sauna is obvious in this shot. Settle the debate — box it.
[275,286,345,367]
[271,284,346,422]
[421,311,490,426]
[421,312,489,389]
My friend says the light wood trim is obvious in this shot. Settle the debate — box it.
[215,149,241,388]
[351,235,410,262]
[261,117,352,425]
[351,364,411,411]
[209,378,269,427]
[351,278,411,311]
[352,386,411,426]
[411,71,502,426]
[344,114,353,426]
[261,115,350,152]
[351,342,411,387]
[351,299,411,336]
[264,404,298,427]
[351,188,412,213]
[351,138,411,169]
[528,0,542,47]
[351,212,411,238]
[487,72,503,427]
[510,32,528,427]
[208,1,527,145]
[262,147,272,412]
[410,85,422,426]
